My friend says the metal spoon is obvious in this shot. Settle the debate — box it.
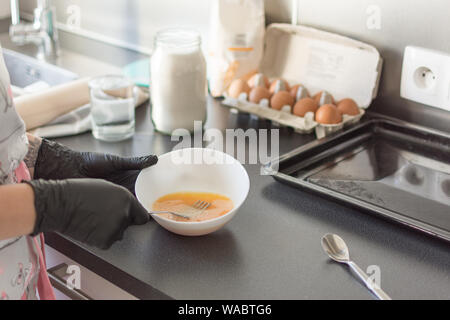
[321,233,392,300]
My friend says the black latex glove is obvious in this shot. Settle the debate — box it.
[25,178,150,249]
[34,139,158,195]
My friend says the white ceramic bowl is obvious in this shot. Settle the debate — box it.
[135,148,250,236]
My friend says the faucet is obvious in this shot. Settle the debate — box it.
[9,0,60,58]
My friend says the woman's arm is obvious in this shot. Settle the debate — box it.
[0,135,41,240]
[0,183,36,240]
[0,178,149,248]
[24,133,42,178]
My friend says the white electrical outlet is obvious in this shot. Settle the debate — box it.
[400,46,450,112]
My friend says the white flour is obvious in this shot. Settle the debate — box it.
[151,35,207,134]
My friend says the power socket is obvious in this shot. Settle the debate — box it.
[400,46,450,112]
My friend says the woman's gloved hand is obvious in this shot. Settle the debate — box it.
[25,178,149,249]
[34,139,157,195]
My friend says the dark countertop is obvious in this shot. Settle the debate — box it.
[48,98,450,300]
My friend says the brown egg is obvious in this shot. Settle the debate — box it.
[314,91,335,106]
[290,84,300,97]
[315,104,343,124]
[228,79,251,98]
[269,79,290,95]
[270,91,295,110]
[292,98,319,117]
[249,86,271,104]
[290,84,300,96]
[247,73,270,88]
[337,98,360,116]
[290,84,310,100]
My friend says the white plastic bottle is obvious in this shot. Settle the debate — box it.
[150,28,207,134]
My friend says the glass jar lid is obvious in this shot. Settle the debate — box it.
[154,28,201,49]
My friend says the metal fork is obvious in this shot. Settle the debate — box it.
[150,200,211,219]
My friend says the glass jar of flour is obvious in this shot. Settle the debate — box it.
[150,28,207,134]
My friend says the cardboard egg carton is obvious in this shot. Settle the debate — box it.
[223,93,316,133]
[222,23,383,138]
[223,92,366,136]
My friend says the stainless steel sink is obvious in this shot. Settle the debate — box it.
[2,48,78,88]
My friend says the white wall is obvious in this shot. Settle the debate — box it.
[0,0,11,19]
[15,0,450,131]
[18,0,213,52]
[286,0,450,130]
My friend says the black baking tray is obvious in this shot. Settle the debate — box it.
[264,118,450,242]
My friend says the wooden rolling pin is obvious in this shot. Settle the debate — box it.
[14,78,91,130]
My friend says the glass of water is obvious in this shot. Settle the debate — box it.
[89,75,137,142]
